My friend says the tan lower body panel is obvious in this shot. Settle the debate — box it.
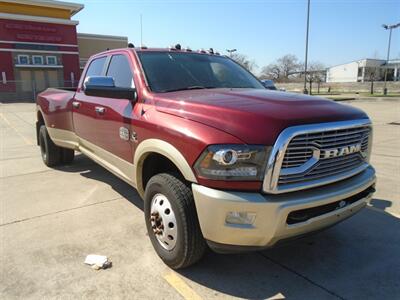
[47,127,79,150]
[47,127,136,188]
[192,166,376,247]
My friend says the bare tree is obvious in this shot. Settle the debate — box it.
[260,54,301,82]
[364,67,380,94]
[260,63,281,81]
[307,62,326,94]
[277,54,301,78]
[230,53,257,72]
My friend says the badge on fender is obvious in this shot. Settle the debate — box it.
[119,127,130,141]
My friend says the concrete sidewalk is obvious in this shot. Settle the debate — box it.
[1,101,399,299]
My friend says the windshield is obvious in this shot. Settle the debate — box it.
[137,51,265,93]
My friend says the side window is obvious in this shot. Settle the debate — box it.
[106,54,134,88]
[85,56,106,78]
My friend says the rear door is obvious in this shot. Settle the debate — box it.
[72,56,107,146]
[94,53,137,162]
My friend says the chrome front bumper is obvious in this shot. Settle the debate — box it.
[192,166,376,250]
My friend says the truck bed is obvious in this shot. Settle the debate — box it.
[36,88,76,132]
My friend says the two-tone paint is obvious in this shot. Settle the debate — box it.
[37,47,369,193]
[36,47,376,250]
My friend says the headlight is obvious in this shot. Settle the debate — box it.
[194,145,271,180]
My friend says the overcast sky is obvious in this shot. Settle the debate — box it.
[75,0,400,73]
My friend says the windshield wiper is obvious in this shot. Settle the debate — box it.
[162,86,216,93]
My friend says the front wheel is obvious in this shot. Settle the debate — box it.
[144,173,206,269]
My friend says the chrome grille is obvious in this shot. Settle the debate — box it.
[282,147,314,168]
[278,126,371,186]
[279,153,364,184]
[287,127,370,148]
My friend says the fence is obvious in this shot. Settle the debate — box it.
[2,79,400,103]
[276,81,400,94]
[0,79,78,103]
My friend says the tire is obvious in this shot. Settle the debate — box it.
[144,173,206,269]
[39,125,61,167]
[61,148,75,164]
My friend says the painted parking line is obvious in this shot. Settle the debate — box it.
[0,112,34,145]
[164,271,202,300]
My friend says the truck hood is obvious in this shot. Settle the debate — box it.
[153,89,368,145]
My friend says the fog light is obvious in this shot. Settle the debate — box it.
[225,212,256,225]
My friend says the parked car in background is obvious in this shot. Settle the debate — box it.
[261,79,277,90]
[261,79,286,91]
[36,46,376,269]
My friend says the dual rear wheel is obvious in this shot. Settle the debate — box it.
[39,125,74,167]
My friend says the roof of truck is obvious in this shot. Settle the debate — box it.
[94,47,224,57]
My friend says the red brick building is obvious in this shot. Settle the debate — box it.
[0,0,127,101]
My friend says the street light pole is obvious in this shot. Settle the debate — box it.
[226,49,237,58]
[303,0,311,94]
[382,23,400,95]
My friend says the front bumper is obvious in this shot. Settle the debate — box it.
[192,166,376,251]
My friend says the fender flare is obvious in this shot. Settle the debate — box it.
[134,139,198,197]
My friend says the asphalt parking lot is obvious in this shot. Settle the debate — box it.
[1,99,399,299]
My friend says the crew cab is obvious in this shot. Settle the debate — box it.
[36,46,376,269]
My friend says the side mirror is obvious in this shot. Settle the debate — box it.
[83,76,137,101]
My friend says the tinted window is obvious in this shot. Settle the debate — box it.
[106,55,134,88]
[85,56,106,78]
[137,52,264,93]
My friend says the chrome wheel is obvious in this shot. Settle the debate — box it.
[150,193,178,251]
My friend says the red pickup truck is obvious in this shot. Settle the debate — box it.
[36,46,376,269]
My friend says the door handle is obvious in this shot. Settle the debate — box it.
[72,101,80,109]
[95,106,106,114]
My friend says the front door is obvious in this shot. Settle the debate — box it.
[72,55,107,146]
[93,53,137,163]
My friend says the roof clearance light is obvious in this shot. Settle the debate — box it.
[185,47,192,52]
[175,44,182,50]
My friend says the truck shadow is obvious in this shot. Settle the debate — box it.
[53,153,143,210]
[178,200,400,299]
[56,154,400,299]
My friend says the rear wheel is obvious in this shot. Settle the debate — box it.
[39,125,75,167]
[144,173,206,269]
[61,148,75,164]
[39,125,61,167]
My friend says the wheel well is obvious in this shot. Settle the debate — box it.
[36,111,45,145]
[142,153,184,191]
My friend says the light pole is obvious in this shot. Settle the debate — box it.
[382,23,400,95]
[226,49,237,57]
[303,0,311,94]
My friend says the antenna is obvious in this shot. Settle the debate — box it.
[140,14,143,47]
